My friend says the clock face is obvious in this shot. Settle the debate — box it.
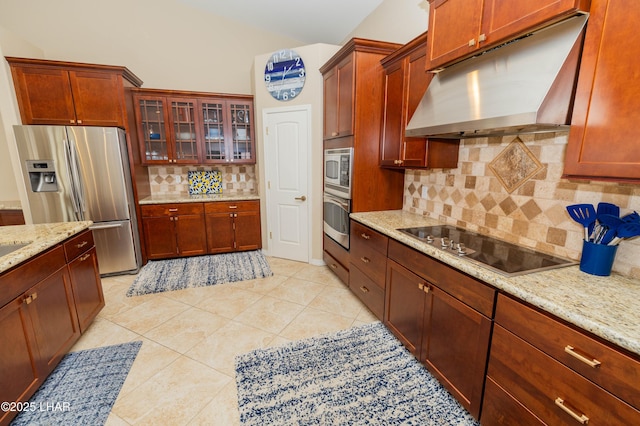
[264,49,306,101]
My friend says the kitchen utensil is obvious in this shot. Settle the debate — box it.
[597,202,620,218]
[621,211,640,223]
[566,204,596,241]
[607,222,640,246]
[596,214,623,245]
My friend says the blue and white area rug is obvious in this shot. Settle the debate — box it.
[126,250,272,297]
[10,341,142,426]
[235,322,479,425]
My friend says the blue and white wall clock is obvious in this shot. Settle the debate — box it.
[264,49,306,101]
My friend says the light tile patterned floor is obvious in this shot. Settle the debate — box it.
[70,256,377,425]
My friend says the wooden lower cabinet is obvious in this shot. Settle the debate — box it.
[65,232,104,333]
[483,294,640,425]
[0,243,88,426]
[141,203,207,259]
[205,201,261,254]
[385,240,495,419]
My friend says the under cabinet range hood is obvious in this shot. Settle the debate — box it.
[406,14,588,139]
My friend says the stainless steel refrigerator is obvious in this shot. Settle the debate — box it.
[13,125,142,276]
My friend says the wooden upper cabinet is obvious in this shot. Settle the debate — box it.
[380,32,460,169]
[6,57,142,127]
[564,0,640,181]
[323,55,354,140]
[425,0,590,71]
[132,88,255,165]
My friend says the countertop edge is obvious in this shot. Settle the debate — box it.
[350,210,640,357]
[0,221,93,274]
[139,193,260,205]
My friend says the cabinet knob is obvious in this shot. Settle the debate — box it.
[331,132,338,137]
[359,286,369,293]
[360,233,370,240]
[329,263,338,269]
[77,120,83,124]
[70,120,75,124]
[478,33,486,43]
[360,256,370,264]
[468,38,476,47]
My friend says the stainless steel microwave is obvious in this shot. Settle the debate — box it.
[324,147,353,199]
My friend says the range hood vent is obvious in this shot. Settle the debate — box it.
[406,15,588,139]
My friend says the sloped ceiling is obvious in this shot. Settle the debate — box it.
[179,0,384,44]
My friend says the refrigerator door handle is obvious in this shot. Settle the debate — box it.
[68,138,87,220]
[63,138,82,220]
[89,223,124,230]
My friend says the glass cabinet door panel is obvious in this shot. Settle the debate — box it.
[171,100,199,162]
[138,98,168,161]
[202,102,226,161]
[230,103,252,161]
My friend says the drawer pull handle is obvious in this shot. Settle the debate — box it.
[360,256,370,264]
[229,205,238,209]
[564,345,601,368]
[168,208,178,212]
[359,286,369,293]
[80,253,91,262]
[554,398,589,424]
[330,263,338,269]
[76,240,88,249]
[360,233,370,240]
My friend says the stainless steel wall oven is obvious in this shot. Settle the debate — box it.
[323,193,351,249]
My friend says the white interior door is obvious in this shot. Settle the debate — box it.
[264,106,310,262]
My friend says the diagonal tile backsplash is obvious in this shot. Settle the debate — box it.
[405,132,640,279]
[148,165,257,195]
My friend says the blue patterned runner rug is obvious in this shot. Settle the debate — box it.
[10,341,142,426]
[126,250,273,297]
[235,322,479,425]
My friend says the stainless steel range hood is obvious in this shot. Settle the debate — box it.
[406,14,588,139]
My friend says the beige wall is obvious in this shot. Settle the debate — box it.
[253,44,340,264]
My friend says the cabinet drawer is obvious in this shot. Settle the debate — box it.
[0,245,66,308]
[481,377,544,426]
[63,229,94,261]
[141,203,204,217]
[496,294,640,410]
[323,233,350,270]
[488,324,640,425]
[388,239,495,317]
[349,265,384,320]
[323,250,349,285]
[204,200,259,213]
[350,221,388,255]
[350,245,387,289]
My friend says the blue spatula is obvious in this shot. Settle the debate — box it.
[566,204,596,241]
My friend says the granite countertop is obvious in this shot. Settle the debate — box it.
[351,210,640,357]
[0,221,93,274]
[139,193,260,205]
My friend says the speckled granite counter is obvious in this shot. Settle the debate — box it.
[351,210,640,357]
[0,222,93,274]
[139,193,260,205]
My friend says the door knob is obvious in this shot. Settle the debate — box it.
[295,195,307,201]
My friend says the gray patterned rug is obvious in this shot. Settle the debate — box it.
[126,251,272,296]
[235,322,479,425]
[10,341,141,426]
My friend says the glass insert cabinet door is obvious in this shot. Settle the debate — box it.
[136,97,169,162]
[230,103,253,161]
[201,100,254,164]
[170,99,199,163]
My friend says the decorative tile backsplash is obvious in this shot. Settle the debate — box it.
[405,132,640,279]
[148,165,257,195]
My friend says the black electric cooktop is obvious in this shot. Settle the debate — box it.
[398,225,576,277]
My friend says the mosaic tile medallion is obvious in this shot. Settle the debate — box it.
[488,137,544,193]
[187,170,222,194]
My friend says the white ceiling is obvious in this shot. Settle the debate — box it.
[178,0,385,45]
